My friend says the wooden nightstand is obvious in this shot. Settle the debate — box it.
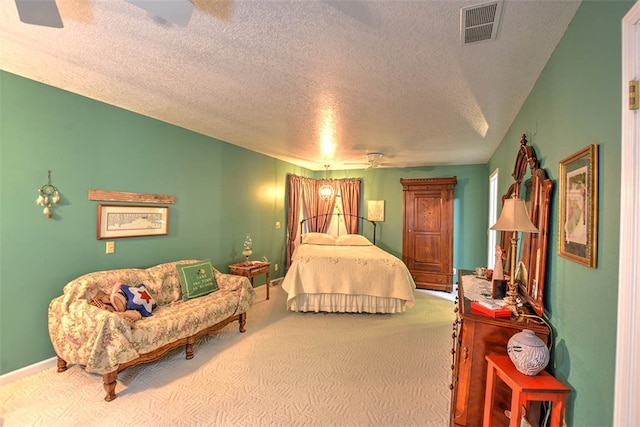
[228,261,271,300]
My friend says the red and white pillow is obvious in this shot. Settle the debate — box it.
[110,283,156,317]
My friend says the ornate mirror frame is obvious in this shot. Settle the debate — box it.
[499,134,553,316]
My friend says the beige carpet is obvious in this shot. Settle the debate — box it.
[0,284,456,427]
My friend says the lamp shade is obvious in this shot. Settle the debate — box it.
[490,198,539,233]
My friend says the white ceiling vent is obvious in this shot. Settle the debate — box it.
[460,1,503,45]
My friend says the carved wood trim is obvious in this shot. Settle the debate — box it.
[400,177,457,191]
[97,312,246,401]
[499,134,553,317]
[88,189,175,204]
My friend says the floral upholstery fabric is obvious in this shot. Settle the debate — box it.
[48,260,256,374]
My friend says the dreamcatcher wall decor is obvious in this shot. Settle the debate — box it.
[36,170,60,218]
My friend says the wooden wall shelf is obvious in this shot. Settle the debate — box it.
[88,189,175,204]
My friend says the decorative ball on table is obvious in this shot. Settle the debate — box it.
[507,329,550,376]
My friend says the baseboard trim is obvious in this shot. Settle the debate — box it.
[0,356,57,387]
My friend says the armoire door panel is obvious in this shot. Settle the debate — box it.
[414,197,442,231]
[413,234,445,266]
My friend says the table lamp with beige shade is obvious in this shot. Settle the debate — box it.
[490,197,539,316]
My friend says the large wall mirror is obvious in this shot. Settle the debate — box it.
[499,134,553,316]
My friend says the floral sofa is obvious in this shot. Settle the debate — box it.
[48,259,256,401]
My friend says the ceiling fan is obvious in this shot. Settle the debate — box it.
[343,152,388,170]
[14,0,226,28]
[14,0,67,28]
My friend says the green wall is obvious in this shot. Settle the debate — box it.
[1,3,631,424]
[0,71,488,375]
[488,1,633,425]
[0,71,306,373]
[328,165,489,270]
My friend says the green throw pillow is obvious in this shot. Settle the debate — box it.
[176,259,218,301]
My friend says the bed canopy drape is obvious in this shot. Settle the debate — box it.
[286,174,361,268]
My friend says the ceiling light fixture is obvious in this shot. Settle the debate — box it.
[319,164,334,201]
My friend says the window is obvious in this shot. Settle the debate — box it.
[488,169,499,268]
[324,192,345,236]
[300,191,345,235]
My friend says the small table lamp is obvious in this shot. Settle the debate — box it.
[242,234,253,265]
[490,197,539,315]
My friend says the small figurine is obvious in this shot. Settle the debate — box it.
[493,245,504,280]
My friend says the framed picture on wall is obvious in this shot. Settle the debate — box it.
[97,204,169,239]
[367,200,385,222]
[558,144,598,268]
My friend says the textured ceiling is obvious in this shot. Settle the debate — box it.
[0,0,581,170]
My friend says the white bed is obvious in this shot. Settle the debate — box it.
[281,233,416,313]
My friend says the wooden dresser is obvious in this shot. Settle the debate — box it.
[450,271,550,427]
[400,177,456,291]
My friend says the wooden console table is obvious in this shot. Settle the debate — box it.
[450,271,550,426]
[229,261,271,300]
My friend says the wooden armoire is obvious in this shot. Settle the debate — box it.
[400,177,456,292]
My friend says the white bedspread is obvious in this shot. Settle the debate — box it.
[281,244,416,310]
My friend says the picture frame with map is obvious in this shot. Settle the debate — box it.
[558,144,598,268]
[97,204,169,239]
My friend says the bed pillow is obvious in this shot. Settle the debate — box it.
[335,234,373,246]
[302,233,336,245]
[176,259,219,301]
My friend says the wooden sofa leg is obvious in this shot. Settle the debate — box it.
[102,371,118,402]
[56,356,68,373]
[239,312,247,333]
[186,337,195,360]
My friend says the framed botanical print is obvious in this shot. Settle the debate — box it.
[367,200,385,222]
[558,145,598,267]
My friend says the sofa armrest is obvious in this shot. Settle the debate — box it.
[48,297,139,374]
[213,272,256,312]
[215,272,250,292]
